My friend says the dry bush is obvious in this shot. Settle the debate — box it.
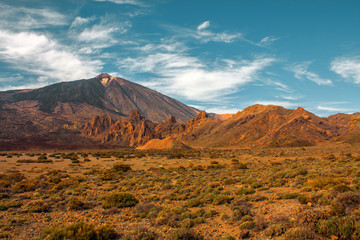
[102,192,139,209]
[296,208,329,228]
[24,200,50,213]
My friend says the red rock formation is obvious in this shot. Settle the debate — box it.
[81,110,157,147]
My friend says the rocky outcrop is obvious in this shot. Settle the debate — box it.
[137,137,191,150]
[82,110,157,147]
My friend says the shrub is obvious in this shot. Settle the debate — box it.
[112,164,132,172]
[0,204,8,211]
[296,209,329,228]
[230,201,252,222]
[333,184,351,193]
[213,195,233,205]
[95,225,119,240]
[308,177,343,190]
[68,198,86,211]
[316,216,357,239]
[297,194,309,204]
[180,219,194,228]
[155,211,179,227]
[187,198,203,207]
[239,221,255,230]
[168,228,204,240]
[12,180,36,193]
[24,200,50,213]
[135,202,161,219]
[234,163,248,169]
[282,227,317,240]
[281,193,299,199]
[124,226,157,240]
[100,171,120,181]
[102,193,138,209]
[223,178,236,185]
[221,235,235,240]
[265,223,291,237]
[330,192,360,215]
[41,222,119,240]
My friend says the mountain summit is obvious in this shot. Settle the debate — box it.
[0,73,199,123]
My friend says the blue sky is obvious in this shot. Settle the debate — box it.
[0,0,359,116]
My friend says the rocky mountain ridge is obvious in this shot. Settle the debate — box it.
[81,106,360,149]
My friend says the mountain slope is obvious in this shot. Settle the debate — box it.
[1,73,199,123]
[172,105,341,148]
[0,73,199,149]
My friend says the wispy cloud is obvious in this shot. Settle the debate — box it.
[119,49,275,102]
[0,3,69,30]
[253,100,298,109]
[68,15,132,51]
[258,36,279,46]
[0,30,102,85]
[204,106,240,114]
[70,16,96,28]
[93,0,144,6]
[331,56,360,84]
[164,21,242,44]
[290,61,333,86]
[197,21,210,31]
[278,94,303,101]
[316,105,355,113]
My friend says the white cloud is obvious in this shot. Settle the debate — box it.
[290,62,333,86]
[331,56,360,84]
[119,53,203,73]
[253,100,298,109]
[0,3,68,30]
[197,21,210,31]
[70,16,95,28]
[119,51,275,102]
[164,22,242,44]
[317,105,354,112]
[0,30,102,85]
[135,41,188,53]
[258,36,279,46]
[69,15,131,50]
[93,0,143,5]
[204,107,240,114]
[278,94,303,101]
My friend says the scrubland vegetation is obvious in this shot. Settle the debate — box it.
[0,143,359,239]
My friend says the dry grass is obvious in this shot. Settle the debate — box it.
[0,142,359,239]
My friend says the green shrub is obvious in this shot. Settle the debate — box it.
[102,193,139,209]
[281,193,299,199]
[0,204,8,211]
[135,202,160,219]
[168,228,204,240]
[239,221,255,230]
[265,223,291,237]
[12,180,36,192]
[25,200,50,213]
[297,209,329,228]
[234,163,248,169]
[41,222,119,240]
[112,164,132,172]
[297,194,309,204]
[282,227,317,240]
[316,216,357,239]
[68,198,86,211]
[221,235,235,240]
[180,219,194,228]
[124,226,157,240]
[330,192,360,215]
